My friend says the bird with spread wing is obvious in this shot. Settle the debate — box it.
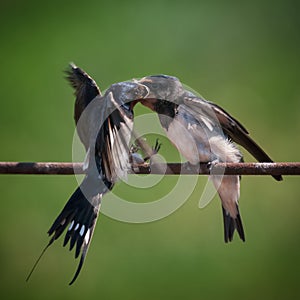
[27,64,149,285]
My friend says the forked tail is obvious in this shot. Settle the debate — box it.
[222,205,245,243]
[27,183,103,285]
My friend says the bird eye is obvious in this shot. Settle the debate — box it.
[151,83,159,89]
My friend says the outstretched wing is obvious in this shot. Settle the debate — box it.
[91,80,150,182]
[66,63,102,149]
[69,79,144,182]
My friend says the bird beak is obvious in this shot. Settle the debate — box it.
[137,77,158,99]
[134,78,159,111]
[139,83,150,99]
[135,82,157,110]
[132,78,151,99]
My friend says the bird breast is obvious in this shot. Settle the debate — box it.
[165,109,241,164]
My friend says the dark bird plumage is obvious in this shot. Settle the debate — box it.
[27,64,149,284]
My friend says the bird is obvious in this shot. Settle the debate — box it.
[26,64,149,285]
[136,74,283,243]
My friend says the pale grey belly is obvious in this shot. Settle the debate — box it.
[165,113,241,164]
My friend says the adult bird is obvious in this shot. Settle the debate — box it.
[27,64,149,284]
[137,75,282,243]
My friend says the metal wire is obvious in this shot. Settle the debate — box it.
[0,161,299,176]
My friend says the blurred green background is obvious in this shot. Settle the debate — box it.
[0,0,299,299]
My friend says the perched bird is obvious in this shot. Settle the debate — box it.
[137,75,282,243]
[27,64,149,284]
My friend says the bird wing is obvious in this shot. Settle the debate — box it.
[66,63,102,149]
[93,90,134,183]
[183,96,282,181]
[72,80,145,183]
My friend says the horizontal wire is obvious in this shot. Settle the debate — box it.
[0,161,299,175]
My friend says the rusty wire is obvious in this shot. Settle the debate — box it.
[0,161,299,176]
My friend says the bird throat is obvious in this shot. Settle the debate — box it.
[155,99,178,130]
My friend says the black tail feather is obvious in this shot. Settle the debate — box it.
[26,241,51,283]
[27,184,102,285]
[226,128,283,182]
[69,211,99,285]
[210,101,283,182]
[222,206,245,243]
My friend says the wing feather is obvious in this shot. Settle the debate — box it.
[183,96,282,181]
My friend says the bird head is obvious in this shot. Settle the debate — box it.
[105,81,150,105]
[138,75,185,103]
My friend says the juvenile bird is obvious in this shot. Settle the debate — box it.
[137,75,282,242]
